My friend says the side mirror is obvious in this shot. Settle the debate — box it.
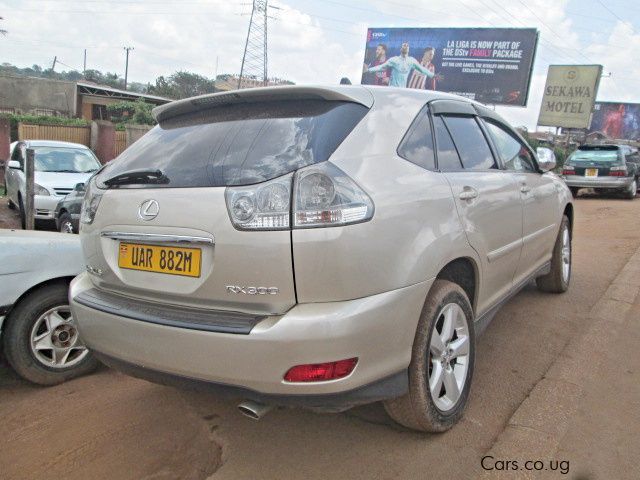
[74,182,86,192]
[536,147,557,172]
[8,160,21,170]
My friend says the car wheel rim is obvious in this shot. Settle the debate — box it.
[428,303,470,412]
[61,220,74,234]
[561,226,571,284]
[29,305,89,369]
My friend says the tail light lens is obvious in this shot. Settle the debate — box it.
[284,358,358,382]
[80,178,103,225]
[609,166,627,177]
[562,166,575,175]
[293,162,373,228]
[225,163,373,230]
[225,173,293,230]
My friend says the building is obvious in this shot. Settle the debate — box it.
[0,74,171,120]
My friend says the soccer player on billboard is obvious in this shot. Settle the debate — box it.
[407,47,439,90]
[365,43,390,86]
[363,42,438,88]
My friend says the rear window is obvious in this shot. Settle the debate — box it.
[569,149,620,164]
[97,100,368,188]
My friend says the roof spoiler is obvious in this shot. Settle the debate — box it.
[152,85,374,123]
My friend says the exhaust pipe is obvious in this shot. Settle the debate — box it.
[238,400,274,420]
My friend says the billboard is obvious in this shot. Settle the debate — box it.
[361,27,539,106]
[588,102,640,141]
[537,65,602,129]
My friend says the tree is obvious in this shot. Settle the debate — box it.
[0,16,7,36]
[148,71,217,99]
[105,98,155,126]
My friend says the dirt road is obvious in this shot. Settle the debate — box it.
[1,195,639,479]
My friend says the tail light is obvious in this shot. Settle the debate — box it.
[284,358,358,382]
[609,166,627,177]
[80,178,103,225]
[562,165,575,175]
[225,162,374,230]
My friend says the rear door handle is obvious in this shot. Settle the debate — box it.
[459,188,479,200]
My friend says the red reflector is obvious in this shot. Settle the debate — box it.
[562,170,576,175]
[284,358,358,382]
[609,171,626,177]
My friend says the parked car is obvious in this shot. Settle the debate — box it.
[562,144,639,198]
[70,86,573,432]
[54,182,86,234]
[0,229,98,385]
[4,140,101,228]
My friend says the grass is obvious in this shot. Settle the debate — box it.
[0,185,5,197]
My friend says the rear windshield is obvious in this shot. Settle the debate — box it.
[568,149,620,164]
[97,100,368,188]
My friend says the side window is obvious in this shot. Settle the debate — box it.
[484,120,537,173]
[442,116,497,170]
[11,143,24,168]
[433,116,462,170]
[398,107,435,170]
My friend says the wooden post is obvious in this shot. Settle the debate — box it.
[24,148,35,230]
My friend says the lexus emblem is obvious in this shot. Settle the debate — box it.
[138,199,159,221]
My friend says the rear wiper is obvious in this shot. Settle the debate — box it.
[103,169,169,187]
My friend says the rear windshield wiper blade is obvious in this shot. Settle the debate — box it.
[103,169,169,187]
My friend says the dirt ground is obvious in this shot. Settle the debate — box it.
[1,193,639,479]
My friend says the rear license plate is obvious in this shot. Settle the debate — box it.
[585,168,598,177]
[118,243,201,277]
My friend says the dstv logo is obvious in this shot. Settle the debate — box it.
[371,32,386,38]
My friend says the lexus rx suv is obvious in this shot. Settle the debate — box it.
[70,86,573,432]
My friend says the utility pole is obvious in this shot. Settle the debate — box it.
[238,0,268,89]
[83,49,87,76]
[24,148,35,230]
[51,56,57,72]
[123,46,134,90]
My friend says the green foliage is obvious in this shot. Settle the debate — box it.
[106,98,155,126]
[0,113,89,140]
[148,71,217,99]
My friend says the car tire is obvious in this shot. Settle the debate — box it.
[625,180,637,200]
[383,279,475,432]
[536,215,571,293]
[18,195,26,229]
[569,187,579,198]
[58,212,75,234]
[2,282,99,386]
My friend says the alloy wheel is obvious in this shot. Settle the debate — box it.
[29,306,89,369]
[428,303,471,412]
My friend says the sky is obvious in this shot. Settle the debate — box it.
[0,0,639,129]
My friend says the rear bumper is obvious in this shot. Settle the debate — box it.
[70,272,431,405]
[562,176,634,189]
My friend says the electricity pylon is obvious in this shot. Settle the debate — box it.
[238,0,268,89]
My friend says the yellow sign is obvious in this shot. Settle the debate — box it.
[537,65,603,129]
[118,243,201,278]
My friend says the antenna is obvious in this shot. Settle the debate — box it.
[238,0,269,89]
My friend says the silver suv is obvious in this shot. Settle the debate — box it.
[70,86,573,432]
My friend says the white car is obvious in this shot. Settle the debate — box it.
[0,229,98,385]
[4,140,102,228]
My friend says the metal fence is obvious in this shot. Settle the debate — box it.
[17,123,91,147]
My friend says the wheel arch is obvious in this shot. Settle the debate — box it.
[434,257,479,314]
[563,202,574,233]
[2,277,74,331]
